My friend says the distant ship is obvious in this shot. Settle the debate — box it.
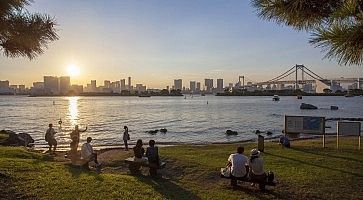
[138,94,151,97]
[345,93,354,97]
[297,95,302,99]
[272,95,280,101]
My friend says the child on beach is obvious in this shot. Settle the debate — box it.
[123,126,130,151]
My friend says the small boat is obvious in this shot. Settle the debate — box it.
[201,93,205,96]
[272,95,280,101]
[138,94,151,97]
[297,95,302,99]
[345,94,354,97]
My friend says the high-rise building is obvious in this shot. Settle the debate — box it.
[128,77,132,90]
[91,80,97,92]
[196,82,201,92]
[120,79,126,90]
[59,76,70,94]
[104,80,111,88]
[190,81,196,92]
[204,78,213,92]
[18,85,25,91]
[174,79,182,90]
[217,79,223,92]
[44,76,59,94]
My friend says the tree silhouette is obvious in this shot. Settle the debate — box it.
[252,0,363,66]
[0,0,58,59]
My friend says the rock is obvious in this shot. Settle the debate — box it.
[266,131,273,135]
[160,128,167,133]
[0,130,34,147]
[146,130,158,134]
[226,130,238,135]
[330,106,339,110]
[300,103,318,110]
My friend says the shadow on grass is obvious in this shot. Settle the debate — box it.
[135,174,201,200]
[224,185,289,200]
[64,164,104,181]
[290,147,363,163]
[265,152,363,177]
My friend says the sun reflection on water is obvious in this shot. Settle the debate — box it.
[67,96,79,127]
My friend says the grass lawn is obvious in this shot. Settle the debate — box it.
[0,137,362,200]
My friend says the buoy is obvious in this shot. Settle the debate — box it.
[58,118,62,125]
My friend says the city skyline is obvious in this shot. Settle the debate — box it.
[1,0,363,88]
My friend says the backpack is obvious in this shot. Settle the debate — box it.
[267,171,275,183]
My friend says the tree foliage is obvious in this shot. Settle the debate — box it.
[0,0,58,59]
[252,0,363,66]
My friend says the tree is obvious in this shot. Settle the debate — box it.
[252,0,363,66]
[0,0,58,59]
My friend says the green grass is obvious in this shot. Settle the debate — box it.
[0,137,362,200]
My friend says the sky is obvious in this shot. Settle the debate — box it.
[0,0,362,88]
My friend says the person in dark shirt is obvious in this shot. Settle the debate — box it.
[133,139,145,159]
[145,140,160,176]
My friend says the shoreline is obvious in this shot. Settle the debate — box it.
[32,134,335,153]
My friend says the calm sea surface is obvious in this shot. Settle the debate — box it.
[0,95,362,150]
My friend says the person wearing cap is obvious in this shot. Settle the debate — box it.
[249,148,266,190]
[45,123,57,153]
[81,137,100,169]
[227,146,249,187]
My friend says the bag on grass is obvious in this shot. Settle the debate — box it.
[267,171,275,183]
[220,167,231,177]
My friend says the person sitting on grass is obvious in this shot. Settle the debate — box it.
[133,139,145,161]
[227,146,249,187]
[81,137,100,169]
[145,140,160,176]
[45,123,57,153]
[249,149,266,190]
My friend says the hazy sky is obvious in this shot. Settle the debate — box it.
[1,0,362,88]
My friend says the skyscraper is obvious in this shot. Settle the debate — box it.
[91,80,97,92]
[59,76,70,94]
[44,76,59,94]
[190,81,196,92]
[174,79,182,90]
[217,78,223,92]
[120,79,126,90]
[204,78,213,92]
[196,82,201,92]
[128,77,132,90]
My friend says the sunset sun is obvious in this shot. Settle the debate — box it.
[67,64,80,76]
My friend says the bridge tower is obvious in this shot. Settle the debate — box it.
[295,64,305,90]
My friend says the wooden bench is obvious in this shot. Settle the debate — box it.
[220,174,276,187]
[124,157,166,174]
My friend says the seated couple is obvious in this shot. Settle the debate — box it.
[226,146,266,189]
[133,139,160,176]
[80,137,101,169]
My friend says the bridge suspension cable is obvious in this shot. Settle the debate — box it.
[303,66,325,80]
[266,66,296,82]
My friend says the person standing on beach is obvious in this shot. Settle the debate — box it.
[123,126,130,151]
[70,125,87,153]
[45,123,57,153]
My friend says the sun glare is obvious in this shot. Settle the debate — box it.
[67,64,80,76]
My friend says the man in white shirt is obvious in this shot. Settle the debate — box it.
[227,146,248,187]
[81,137,100,168]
